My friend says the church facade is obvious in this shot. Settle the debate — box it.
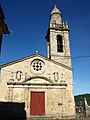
[0,5,76,119]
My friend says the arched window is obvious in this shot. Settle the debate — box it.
[57,35,63,52]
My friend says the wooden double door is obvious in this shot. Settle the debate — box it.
[30,92,45,116]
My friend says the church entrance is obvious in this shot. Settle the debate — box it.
[30,92,45,116]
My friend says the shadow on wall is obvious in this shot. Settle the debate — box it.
[0,102,26,120]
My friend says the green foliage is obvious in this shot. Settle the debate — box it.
[75,94,90,106]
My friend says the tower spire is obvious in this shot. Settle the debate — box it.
[55,0,58,7]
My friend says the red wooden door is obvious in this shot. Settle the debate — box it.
[30,92,45,116]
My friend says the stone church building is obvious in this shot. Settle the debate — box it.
[0,5,76,119]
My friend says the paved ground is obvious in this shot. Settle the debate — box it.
[27,117,90,120]
[75,117,90,120]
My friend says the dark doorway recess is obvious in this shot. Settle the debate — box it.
[0,102,26,120]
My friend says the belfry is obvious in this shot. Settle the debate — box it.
[0,4,76,119]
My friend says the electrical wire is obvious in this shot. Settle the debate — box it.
[1,55,90,64]
[0,59,90,74]
[10,30,44,37]
[72,56,90,59]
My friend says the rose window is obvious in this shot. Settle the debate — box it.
[33,61,42,71]
[30,59,45,74]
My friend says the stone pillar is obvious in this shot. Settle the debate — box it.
[8,87,13,102]
[24,88,29,117]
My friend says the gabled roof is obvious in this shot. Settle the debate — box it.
[0,54,72,71]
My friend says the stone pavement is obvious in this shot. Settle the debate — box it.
[27,117,90,120]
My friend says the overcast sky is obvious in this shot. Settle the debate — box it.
[0,0,90,95]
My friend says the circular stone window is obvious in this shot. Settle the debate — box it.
[30,59,45,75]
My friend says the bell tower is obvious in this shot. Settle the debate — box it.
[46,5,71,67]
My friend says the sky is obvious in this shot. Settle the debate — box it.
[0,0,90,95]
